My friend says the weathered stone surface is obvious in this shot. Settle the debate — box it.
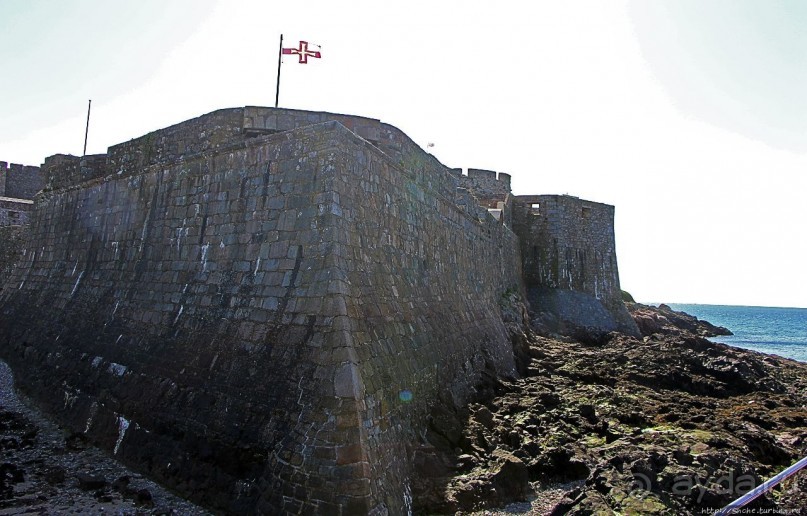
[0,161,42,200]
[0,109,525,514]
[415,304,807,514]
[0,106,639,513]
[77,473,108,491]
[513,195,640,337]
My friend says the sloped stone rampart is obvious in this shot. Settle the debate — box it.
[0,120,522,513]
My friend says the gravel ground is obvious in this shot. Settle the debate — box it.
[463,481,582,515]
[0,359,210,515]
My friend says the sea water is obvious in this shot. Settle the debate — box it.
[664,304,807,364]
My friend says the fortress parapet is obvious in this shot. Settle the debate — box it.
[456,168,514,226]
[43,154,108,191]
[0,161,41,228]
[37,107,462,206]
[0,161,42,199]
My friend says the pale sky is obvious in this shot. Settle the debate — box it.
[1,0,806,308]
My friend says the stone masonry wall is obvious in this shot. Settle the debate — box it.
[243,106,459,203]
[321,127,522,513]
[42,154,110,191]
[512,195,638,335]
[0,117,522,513]
[453,168,513,226]
[42,107,461,203]
[0,161,42,199]
[0,197,34,227]
[0,225,26,291]
[457,168,511,207]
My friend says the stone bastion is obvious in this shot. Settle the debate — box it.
[0,106,636,513]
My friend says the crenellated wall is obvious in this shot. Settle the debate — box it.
[0,161,42,199]
[0,161,40,228]
[458,168,511,205]
[453,168,514,226]
[0,114,522,514]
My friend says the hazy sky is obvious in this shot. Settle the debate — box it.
[1,0,805,308]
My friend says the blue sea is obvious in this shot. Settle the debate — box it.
[663,304,807,364]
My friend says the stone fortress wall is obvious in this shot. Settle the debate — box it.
[454,168,514,226]
[0,197,33,226]
[0,225,26,292]
[512,194,637,334]
[0,161,42,228]
[0,162,41,276]
[0,108,524,513]
[0,106,635,513]
[0,161,42,200]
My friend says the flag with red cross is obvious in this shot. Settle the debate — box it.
[281,40,322,64]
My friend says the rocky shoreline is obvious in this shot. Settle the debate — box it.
[0,303,805,515]
[412,303,807,514]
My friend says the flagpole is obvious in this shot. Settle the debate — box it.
[83,99,92,156]
[275,34,283,108]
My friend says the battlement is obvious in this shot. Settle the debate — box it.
[458,168,511,202]
[0,160,42,200]
[467,168,511,188]
[42,154,109,191]
[515,194,610,220]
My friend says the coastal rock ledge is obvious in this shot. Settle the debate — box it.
[413,303,807,515]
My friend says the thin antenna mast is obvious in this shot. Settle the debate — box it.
[83,100,92,156]
[275,35,283,108]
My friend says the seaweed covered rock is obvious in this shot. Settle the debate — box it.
[414,306,807,514]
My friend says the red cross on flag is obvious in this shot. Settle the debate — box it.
[282,40,322,64]
[275,34,322,108]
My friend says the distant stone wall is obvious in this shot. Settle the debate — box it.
[42,154,111,191]
[457,168,511,206]
[0,120,522,513]
[0,197,34,227]
[513,195,638,335]
[452,168,513,226]
[0,161,42,199]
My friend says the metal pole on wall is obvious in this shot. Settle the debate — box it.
[83,99,92,156]
[275,34,283,108]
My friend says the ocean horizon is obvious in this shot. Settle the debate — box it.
[653,303,807,364]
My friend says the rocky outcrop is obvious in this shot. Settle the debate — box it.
[415,304,807,514]
[629,302,733,338]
